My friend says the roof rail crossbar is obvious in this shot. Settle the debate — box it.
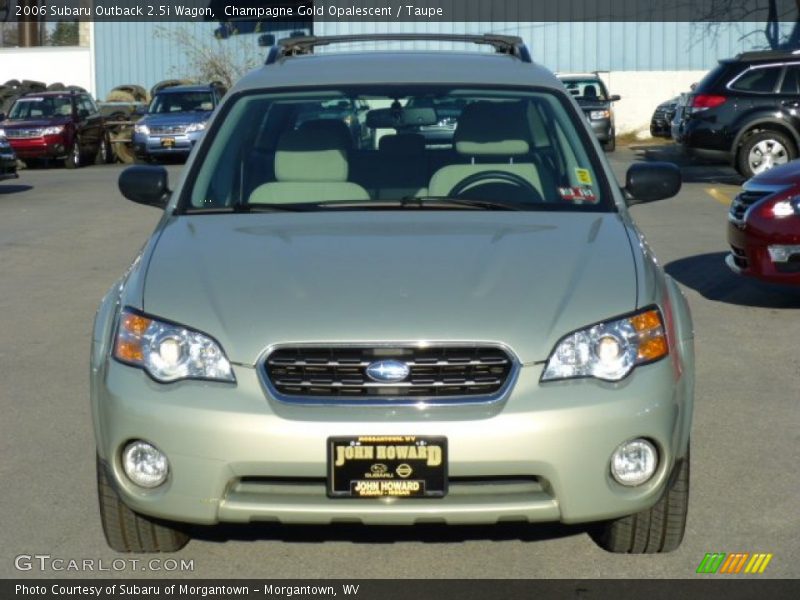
[265,33,532,64]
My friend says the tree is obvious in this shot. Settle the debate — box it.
[698,0,800,49]
[48,21,78,47]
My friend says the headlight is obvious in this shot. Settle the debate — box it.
[185,122,206,133]
[770,198,800,218]
[0,128,6,137]
[541,307,668,382]
[113,308,235,383]
[134,124,149,135]
[590,110,610,120]
[42,125,64,135]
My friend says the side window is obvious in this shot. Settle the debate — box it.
[730,67,782,93]
[780,66,800,94]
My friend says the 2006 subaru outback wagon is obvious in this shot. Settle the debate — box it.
[92,34,694,554]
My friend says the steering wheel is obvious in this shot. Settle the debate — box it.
[447,170,543,201]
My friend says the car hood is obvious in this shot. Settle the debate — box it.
[0,117,71,129]
[142,212,637,365]
[140,112,210,127]
[746,159,800,188]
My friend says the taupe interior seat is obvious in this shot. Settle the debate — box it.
[249,120,369,204]
[427,101,543,199]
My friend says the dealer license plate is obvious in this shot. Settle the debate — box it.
[160,137,176,148]
[328,436,447,498]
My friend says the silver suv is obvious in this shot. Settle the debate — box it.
[92,34,694,554]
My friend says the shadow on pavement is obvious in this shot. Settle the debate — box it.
[0,183,33,194]
[186,521,591,546]
[665,252,800,308]
[628,144,744,186]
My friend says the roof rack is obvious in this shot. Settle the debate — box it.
[265,33,532,65]
[732,49,800,61]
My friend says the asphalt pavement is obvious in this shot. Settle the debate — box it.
[0,148,798,579]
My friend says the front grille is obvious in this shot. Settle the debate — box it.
[150,125,186,135]
[5,128,42,139]
[729,190,770,225]
[263,344,516,403]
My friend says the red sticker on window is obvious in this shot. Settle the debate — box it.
[558,186,597,203]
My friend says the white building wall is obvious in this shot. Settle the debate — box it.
[0,47,94,95]
[597,70,708,134]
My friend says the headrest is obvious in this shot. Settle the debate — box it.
[378,133,425,155]
[274,126,349,182]
[298,118,353,150]
[454,101,530,156]
[583,85,598,99]
[58,104,73,116]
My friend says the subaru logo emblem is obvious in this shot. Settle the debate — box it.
[365,360,410,383]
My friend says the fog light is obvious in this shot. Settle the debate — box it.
[122,441,169,488]
[767,244,800,263]
[611,438,658,486]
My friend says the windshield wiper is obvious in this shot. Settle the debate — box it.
[400,196,526,211]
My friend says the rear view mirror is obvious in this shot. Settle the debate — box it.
[366,107,438,129]
[119,166,171,208]
[625,162,681,205]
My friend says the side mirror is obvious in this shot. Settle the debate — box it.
[609,94,621,102]
[78,108,90,119]
[625,162,681,205]
[119,166,170,208]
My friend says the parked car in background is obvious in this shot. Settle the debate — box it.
[650,96,679,138]
[727,159,800,284]
[0,91,110,168]
[0,133,18,180]
[93,33,693,555]
[294,97,373,148]
[676,51,800,178]
[132,84,225,162]
[556,73,620,151]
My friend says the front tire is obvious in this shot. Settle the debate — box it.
[737,130,795,178]
[590,446,689,553]
[603,136,616,152]
[96,454,190,553]
[95,135,113,165]
[64,139,81,169]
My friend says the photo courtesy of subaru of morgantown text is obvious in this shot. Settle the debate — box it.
[91,33,694,554]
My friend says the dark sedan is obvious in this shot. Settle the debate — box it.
[727,159,800,284]
[0,134,18,180]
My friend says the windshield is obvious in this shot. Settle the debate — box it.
[560,79,609,102]
[149,92,214,114]
[8,96,72,120]
[185,86,612,213]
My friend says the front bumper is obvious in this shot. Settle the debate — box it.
[7,136,68,160]
[133,132,202,157]
[727,220,800,284]
[94,355,691,527]
[587,117,612,142]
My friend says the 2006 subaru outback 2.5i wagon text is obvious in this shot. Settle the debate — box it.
[92,34,694,555]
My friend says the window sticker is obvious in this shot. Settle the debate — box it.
[575,168,593,185]
[558,186,598,203]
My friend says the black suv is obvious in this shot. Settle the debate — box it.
[678,51,800,178]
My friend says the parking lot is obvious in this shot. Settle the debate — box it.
[0,146,798,579]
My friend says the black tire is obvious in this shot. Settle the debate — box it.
[66,85,87,93]
[603,135,616,152]
[20,79,46,93]
[96,455,189,553]
[736,130,796,179]
[47,82,66,91]
[3,79,21,87]
[590,446,690,553]
[64,139,81,169]
[95,135,113,165]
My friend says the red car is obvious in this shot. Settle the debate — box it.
[0,91,109,168]
[727,160,800,284]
